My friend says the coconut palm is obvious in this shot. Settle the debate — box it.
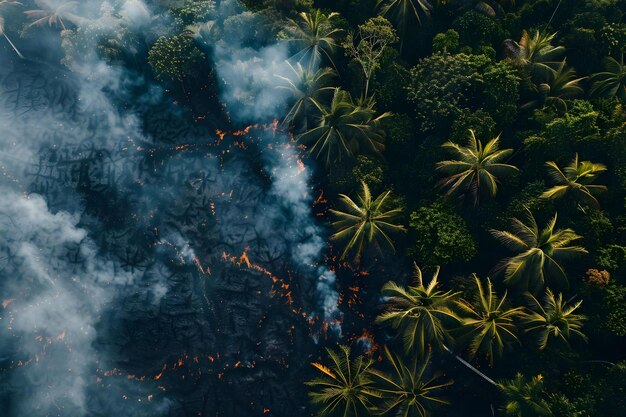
[370,346,452,417]
[498,373,553,417]
[456,275,524,364]
[377,263,460,355]
[306,345,379,417]
[524,60,584,112]
[436,129,519,206]
[541,154,607,208]
[590,56,626,101]
[522,289,587,350]
[377,0,431,52]
[330,181,405,262]
[0,0,24,58]
[490,209,587,293]
[517,30,565,75]
[282,9,343,69]
[297,89,390,165]
[25,0,81,31]
[276,63,336,132]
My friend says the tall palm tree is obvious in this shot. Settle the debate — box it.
[330,181,405,262]
[490,209,588,293]
[517,30,565,75]
[498,373,553,417]
[522,289,587,350]
[306,345,379,417]
[283,9,343,69]
[456,275,524,364]
[377,0,431,52]
[590,56,626,101]
[377,263,460,355]
[524,60,584,112]
[25,0,81,31]
[436,129,519,206]
[0,0,24,58]
[541,154,607,208]
[297,89,390,165]
[370,346,452,417]
[276,63,336,132]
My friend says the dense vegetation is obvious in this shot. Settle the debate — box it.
[2,0,625,416]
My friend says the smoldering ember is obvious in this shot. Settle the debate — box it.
[1,1,625,417]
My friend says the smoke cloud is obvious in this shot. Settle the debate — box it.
[1,0,340,415]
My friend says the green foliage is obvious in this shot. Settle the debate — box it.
[605,283,626,336]
[370,346,452,417]
[450,109,496,143]
[498,374,553,417]
[281,10,343,69]
[525,100,601,166]
[456,275,524,364]
[437,129,519,206]
[148,34,205,83]
[351,155,387,193]
[377,264,460,354]
[590,56,626,101]
[541,154,608,208]
[169,0,215,26]
[407,52,491,131]
[370,48,411,111]
[452,10,504,50]
[432,29,459,53]
[596,244,626,274]
[522,289,587,350]
[599,23,626,57]
[297,89,390,164]
[343,16,398,97]
[409,202,477,265]
[490,209,588,292]
[277,63,336,132]
[483,61,521,125]
[306,345,378,417]
[330,181,406,262]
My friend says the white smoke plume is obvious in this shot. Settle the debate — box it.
[212,0,341,323]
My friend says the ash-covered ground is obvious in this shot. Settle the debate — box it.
[0,3,355,414]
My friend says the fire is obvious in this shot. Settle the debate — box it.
[2,299,14,309]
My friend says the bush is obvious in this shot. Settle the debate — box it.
[148,34,205,83]
[407,52,490,131]
[409,202,477,265]
[432,29,459,53]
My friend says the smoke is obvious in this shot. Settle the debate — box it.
[1,0,341,415]
[212,0,341,323]
[0,1,173,415]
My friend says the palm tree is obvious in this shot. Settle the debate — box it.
[490,209,587,293]
[590,56,626,101]
[436,129,519,206]
[524,60,584,112]
[541,154,607,208]
[330,181,405,262]
[377,263,460,355]
[297,89,390,165]
[25,0,81,31]
[370,346,452,417]
[456,275,524,364]
[522,289,587,350]
[498,373,553,417]
[276,63,336,132]
[282,10,343,69]
[517,30,565,75]
[377,0,431,52]
[0,0,24,58]
[306,345,379,417]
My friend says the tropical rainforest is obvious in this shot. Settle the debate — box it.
[0,0,625,416]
